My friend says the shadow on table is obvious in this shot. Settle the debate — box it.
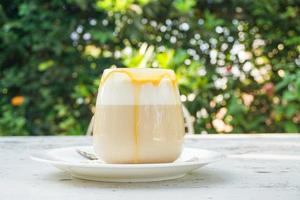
[44,168,230,189]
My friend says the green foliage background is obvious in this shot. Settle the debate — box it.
[0,0,299,135]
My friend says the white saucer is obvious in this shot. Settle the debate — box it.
[31,146,223,182]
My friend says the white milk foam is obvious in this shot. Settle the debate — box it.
[96,73,179,105]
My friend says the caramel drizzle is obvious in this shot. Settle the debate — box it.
[100,69,177,87]
[100,68,178,163]
[133,85,141,163]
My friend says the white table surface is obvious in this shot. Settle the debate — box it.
[1,134,300,200]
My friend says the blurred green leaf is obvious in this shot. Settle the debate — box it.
[284,122,298,133]
[283,91,297,101]
[156,49,174,68]
[173,0,196,13]
[90,30,113,43]
[38,60,55,71]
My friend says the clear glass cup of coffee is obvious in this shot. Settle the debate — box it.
[93,68,185,164]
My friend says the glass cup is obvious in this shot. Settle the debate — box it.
[93,68,185,164]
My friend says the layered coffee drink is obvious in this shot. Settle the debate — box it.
[93,68,185,164]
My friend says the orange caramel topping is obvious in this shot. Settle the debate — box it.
[100,68,177,87]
